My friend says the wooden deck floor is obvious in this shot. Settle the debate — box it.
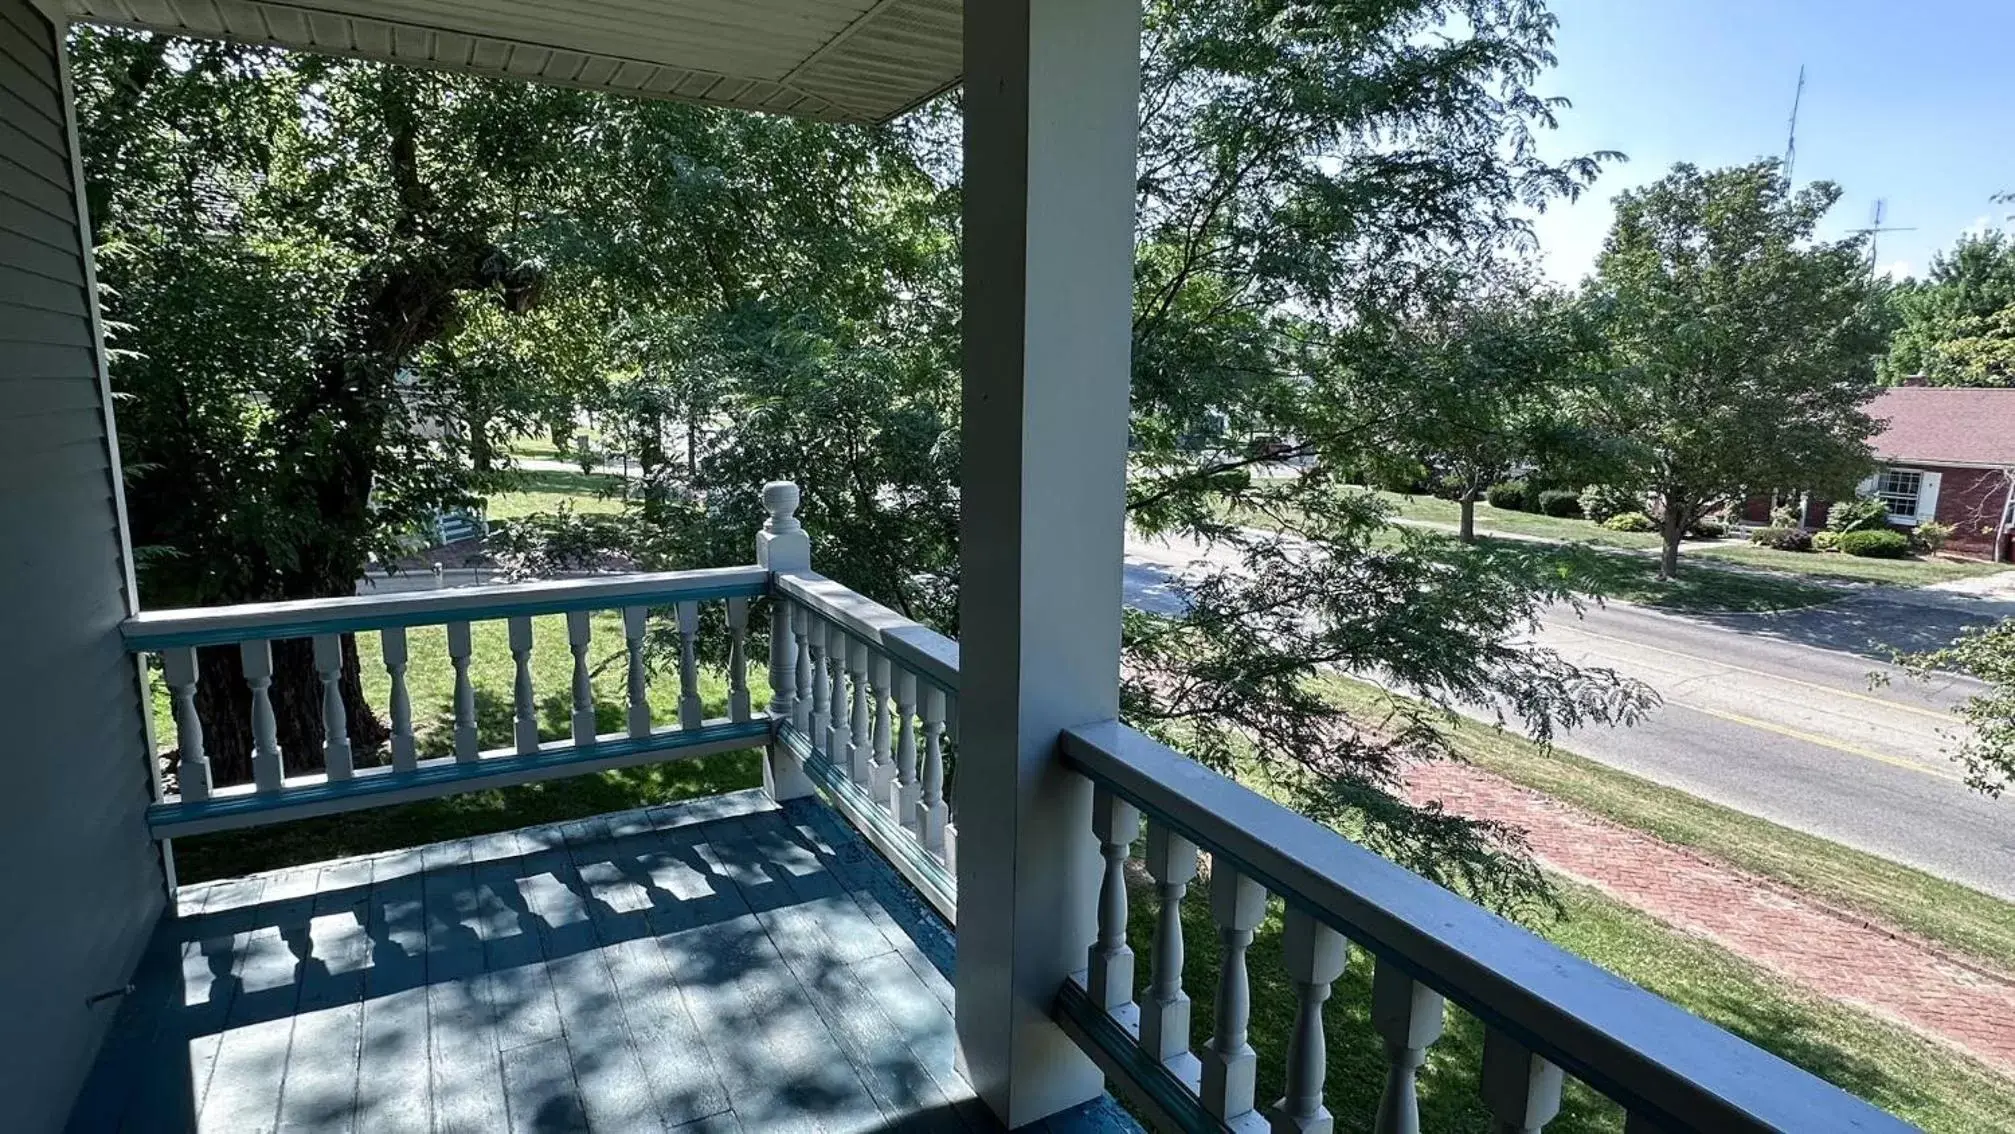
[68,789,1135,1133]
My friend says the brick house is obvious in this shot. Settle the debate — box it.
[1830,386,2015,559]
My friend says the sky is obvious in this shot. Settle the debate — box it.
[1526,0,2015,286]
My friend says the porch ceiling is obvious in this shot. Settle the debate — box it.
[64,0,961,123]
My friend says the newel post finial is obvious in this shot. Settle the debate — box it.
[763,481,803,537]
[758,481,810,572]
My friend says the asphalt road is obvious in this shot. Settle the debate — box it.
[1123,532,2015,901]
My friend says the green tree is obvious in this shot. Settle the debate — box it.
[1398,279,1599,541]
[1897,619,2015,796]
[1581,161,1887,580]
[1882,231,2015,385]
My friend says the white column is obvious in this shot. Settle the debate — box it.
[1085,786,1139,1013]
[240,639,283,792]
[891,669,920,830]
[447,621,478,760]
[1139,823,1198,1068]
[567,610,596,746]
[1480,1029,1564,1134]
[757,481,815,800]
[846,637,872,785]
[381,627,417,772]
[956,0,1143,1121]
[826,622,850,764]
[868,652,894,801]
[791,604,814,732]
[1370,957,1444,1134]
[918,684,949,856]
[509,616,539,755]
[1269,909,1349,1134]
[623,606,652,739]
[161,647,210,800]
[312,634,353,780]
[676,601,703,730]
[1200,863,1267,1121]
[727,596,751,723]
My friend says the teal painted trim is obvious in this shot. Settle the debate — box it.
[777,721,958,921]
[147,718,773,836]
[124,581,768,651]
[1052,978,1228,1134]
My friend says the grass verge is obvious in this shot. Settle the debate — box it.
[485,468,629,521]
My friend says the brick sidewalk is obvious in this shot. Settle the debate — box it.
[1405,762,2015,1077]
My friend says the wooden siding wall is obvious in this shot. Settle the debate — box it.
[0,2,164,1129]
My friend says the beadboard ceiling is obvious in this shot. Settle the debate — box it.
[65,0,962,123]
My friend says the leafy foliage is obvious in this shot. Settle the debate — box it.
[1578,162,1888,579]
[1827,495,1894,534]
[1486,481,1533,511]
[1747,526,1814,552]
[1536,489,1583,518]
[1896,620,2015,796]
[1579,483,1638,523]
[1603,511,1657,533]
[1837,529,1911,558]
[1882,232,2015,386]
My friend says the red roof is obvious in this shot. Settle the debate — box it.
[1868,387,2015,467]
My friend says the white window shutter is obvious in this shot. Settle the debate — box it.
[1916,471,1942,524]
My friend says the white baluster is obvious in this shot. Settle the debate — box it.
[161,647,210,801]
[567,610,596,746]
[624,606,651,739]
[1087,786,1140,1014]
[1269,909,1349,1134]
[240,639,283,793]
[942,702,959,874]
[1370,957,1444,1134]
[677,600,703,730]
[728,597,751,722]
[1480,1029,1564,1134]
[312,634,353,781]
[768,597,796,722]
[890,669,919,831]
[509,616,539,755]
[1140,822,1199,1070]
[1201,863,1267,1121]
[809,619,832,747]
[446,621,478,761]
[826,622,850,765]
[868,652,893,801]
[847,638,872,785]
[792,604,814,731]
[918,684,948,856]
[381,627,417,772]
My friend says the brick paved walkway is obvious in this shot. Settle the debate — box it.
[1405,762,2015,1077]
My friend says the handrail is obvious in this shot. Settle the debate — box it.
[123,567,770,650]
[1059,719,1915,1134]
[773,569,960,695]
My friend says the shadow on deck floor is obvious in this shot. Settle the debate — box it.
[67,789,1136,1133]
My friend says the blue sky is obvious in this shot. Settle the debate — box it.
[1527,0,2015,285]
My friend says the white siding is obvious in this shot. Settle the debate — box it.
[0,2,164,1129]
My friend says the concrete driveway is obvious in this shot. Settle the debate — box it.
[1122,530,2015,900]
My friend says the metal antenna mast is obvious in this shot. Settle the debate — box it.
[1783,65,1805,184]
[1854,200,1917,276]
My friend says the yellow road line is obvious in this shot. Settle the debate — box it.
[1556,626,1955,723]
[1669,700,1963,783]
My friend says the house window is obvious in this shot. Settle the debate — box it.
[1875,469,1923,519]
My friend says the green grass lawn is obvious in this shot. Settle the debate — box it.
[1473,535,1843,613]
[484,468,629,521]
[166,609,772,881]
[1132,873,2015,1133]
[1321,676,2015,976]
[1371,490,2010,588]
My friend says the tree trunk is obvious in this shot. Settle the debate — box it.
[192,635,388,788]
[1659,508,1684,581]
[467,402,493,473]
[1459,494,1477,543]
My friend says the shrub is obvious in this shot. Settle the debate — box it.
[1913,520,1955,553]
[1686,517,1726,540]
[1747,526,1814,552]
[1770,504,1800,528]
[1602,511,1657,533]
[1536,489,1583,518]
[1485,480,1530,512]
[1827,495,1892,534]
[1813,530,1841,552]
[1838,529,1911,558]
[1581,484,1638,524]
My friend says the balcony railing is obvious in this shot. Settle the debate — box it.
[118,481,1914,1133]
